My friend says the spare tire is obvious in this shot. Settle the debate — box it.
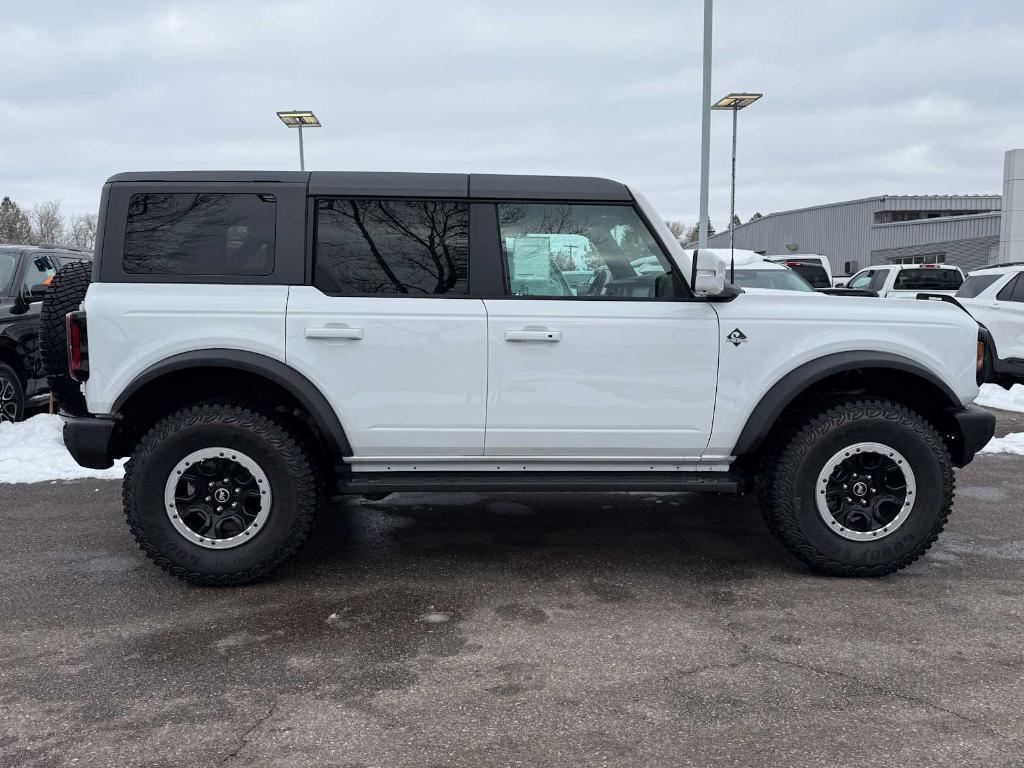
[40,260,92,416]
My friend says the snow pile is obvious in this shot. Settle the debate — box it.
[980,432,1024,457]
[977,383,1024,413]
[0,414,125,484]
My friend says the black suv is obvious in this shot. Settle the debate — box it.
[0,245,92,422]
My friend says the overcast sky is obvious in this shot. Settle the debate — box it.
[2,0,1022,225]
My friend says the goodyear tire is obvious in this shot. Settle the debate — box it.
[39,260,92,416]
[123,403,321,586]
[757,399,954,577]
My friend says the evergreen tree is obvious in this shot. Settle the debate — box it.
[0,197,32,244]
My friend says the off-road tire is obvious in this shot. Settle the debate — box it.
[39,260,92,415]
[757,399,954,577]
[0,363,25,423]
[123,403,321,586]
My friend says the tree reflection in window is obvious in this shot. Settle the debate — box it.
[315,199,469,296]
[124,193,276,275]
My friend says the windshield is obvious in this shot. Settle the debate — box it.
[732,268,816,292]
[893,267,963,291]
[956,274,1004,298]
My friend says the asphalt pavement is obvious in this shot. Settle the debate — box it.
[1,410,1023,767]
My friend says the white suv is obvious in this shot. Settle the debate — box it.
[842,263,965,298]
[956,264,1024,386]
[48,171,994,585]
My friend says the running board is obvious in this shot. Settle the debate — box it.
[333,471,745,497]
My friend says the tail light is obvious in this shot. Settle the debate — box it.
[67,311,89,382]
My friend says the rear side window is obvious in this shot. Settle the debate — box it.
[123,193,277,276]
[998,275,1024,303]
[893,268,963,291]
[957,274,1003,298]
[314,199,469,296]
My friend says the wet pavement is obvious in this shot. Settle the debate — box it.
[1,409,1023,767]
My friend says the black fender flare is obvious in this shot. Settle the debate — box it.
[731,351,961,455]
[111,349,353,456]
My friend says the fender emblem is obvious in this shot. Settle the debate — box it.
[727,329,748,347]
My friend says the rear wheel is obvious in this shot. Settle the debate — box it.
[39,261,91,415]
[0,363,25,423]
[123,403,321,585]
[757,400,954,576]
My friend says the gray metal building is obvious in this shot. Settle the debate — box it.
[705,194,1002,276]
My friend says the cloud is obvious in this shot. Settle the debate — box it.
[0,0,1021,227]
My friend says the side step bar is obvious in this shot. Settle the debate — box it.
[334,471,745,497]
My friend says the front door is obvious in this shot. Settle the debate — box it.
[482,202,719,458]
[286,198,487,457]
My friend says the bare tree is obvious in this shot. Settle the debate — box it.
[665,220,689,245]
[30,200,64,245]
[68,213,98,250]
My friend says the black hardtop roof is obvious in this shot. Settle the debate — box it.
[106,171,632,202]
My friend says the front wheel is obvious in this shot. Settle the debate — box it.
[0,363,25,423]
[123,403,321,585]
[757,400,954,576]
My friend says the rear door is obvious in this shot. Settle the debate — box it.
[286,197,487,458]
[481,201,719,459]
[985,275,1024,360]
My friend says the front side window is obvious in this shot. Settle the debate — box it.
[847,270,873,290]
[0,253,17,295]
[497,203,673,298]
[21,254,57,296]
[957,274,1003,299]
[1001,274,1024,303]
[893,267,963,291]
[315,199,469,296]
[124,193,277,276]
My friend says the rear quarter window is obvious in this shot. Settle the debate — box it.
[956,274,1004,298]
[123,193,277,276]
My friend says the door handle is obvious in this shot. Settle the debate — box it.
[504,329,561,342]
[305,326,364,340]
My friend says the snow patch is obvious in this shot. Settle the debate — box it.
[0,414,125,484]
[980,432,1024,456]
[977,383,1024,413]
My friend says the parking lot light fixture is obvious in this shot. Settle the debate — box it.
[276,110,321,171]
[711,93,762,263]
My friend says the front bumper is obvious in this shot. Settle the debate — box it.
[946,405,996,468]
[63,416,116,470]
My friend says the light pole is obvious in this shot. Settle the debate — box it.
[697,0,713,247]
[276,110,321,170]
[711,93,762,255]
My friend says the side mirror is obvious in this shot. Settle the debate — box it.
[834,281,846,289]
[689,250,727,298]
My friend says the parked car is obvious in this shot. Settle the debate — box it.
[766,254,833,288]
[54,171,993,585]
[838,263,964,298]
[702,249,817,293]
[955,263,1024,387]
[0,245,92,422]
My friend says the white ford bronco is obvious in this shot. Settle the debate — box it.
[50,171,995,585]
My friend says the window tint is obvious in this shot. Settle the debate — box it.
[0,253,17,295]
[996,275,1017,301]
[785,263,830,288]
[1007,275,1024,303]
[869,270,889,292]
[956,274,1003,298]
[497,203,672,298]
[893,267,963,291]
[124,193,277,275]
[315,199,469,296]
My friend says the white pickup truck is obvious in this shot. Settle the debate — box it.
[839,263,964,298]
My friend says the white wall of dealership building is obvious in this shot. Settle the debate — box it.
[1001,149,1024,265]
